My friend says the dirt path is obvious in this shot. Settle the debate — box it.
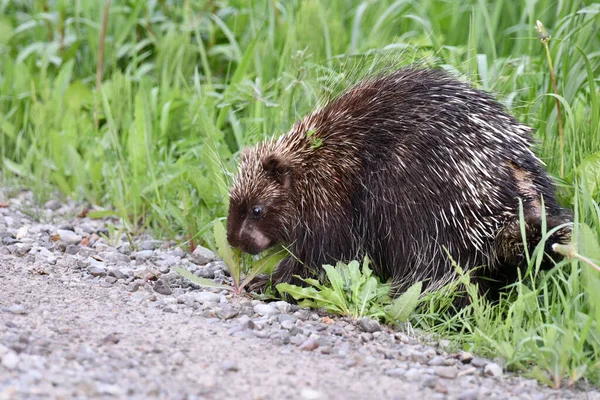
[0,255,433,400]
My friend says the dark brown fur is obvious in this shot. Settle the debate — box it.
[226,68,572,301]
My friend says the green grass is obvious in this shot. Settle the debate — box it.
[1,0,599,388]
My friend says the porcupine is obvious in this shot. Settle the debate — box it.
[225,67,572,302]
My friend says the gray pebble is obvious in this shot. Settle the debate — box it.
[298,337,319,351]
[484,362,503,377]
[272,301,293,313]
[358,317,381,333]
[133,250,154,261]
[221,361,239,372]
[1,351,20,370]
[428,355,446,366]
[194,262,222,279]
[470,357,487,368]
[422,375,438,388]
[57,229,82,244]
[192,292,221,304]
[153,279,172,295]
[253,303,279,317]
[384,368,406,378]
[280,319,295,330]
[107,268,127,280]
[404,368,422,381]
[141,240,162,250]
[16,243,33,256]
[190,245,216,265]
[105,276,118,284]
[169,247,186,258]
[434,366,458,379]
[44,199,62,210]
[216,306,239,320]
[88,265,107,277]
[163,304,178,313]
[98,251,130,264]
[65,244,79,255]
[7,304,27,315]
[127,282,141,292]
[2,236,18,245]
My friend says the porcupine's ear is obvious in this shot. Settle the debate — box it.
[262,155,292,189]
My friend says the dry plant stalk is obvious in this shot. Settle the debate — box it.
[536,20,565,178]
[95,0,112,128]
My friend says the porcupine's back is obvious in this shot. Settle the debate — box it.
[227,68,571,297]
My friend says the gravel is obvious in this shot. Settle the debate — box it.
[0,190,598,399]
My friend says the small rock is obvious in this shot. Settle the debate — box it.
[2,237,18,245]
[192,292,221,304]
[484,362,502,377]
[216,306,239,320]
[460,351,474,364]
[280,319,295,330]
[102,333,120,344]
[44,199,62,210]
[221,361,239,372]
[1,352,19,370]
[88,265,107,277]
[434,366,458,379]
[65,244,79,255]
[384,368,406,378]
[98,251,130,264]
[163,304,178,313]
[15,243,32,256]
[57,229,82,245]
[7,304,26,315]
[300,389,324,400]
[298,337,319,351]
[16,226,28,239]
[423,376,438,388]
[428,356,446,366]
[141,240,162,250]
[127,282,141,292]
[253,303,279,317]
[404,368,422,381]
[358,317,381,333]
[105,276,117,284]
[133,250,154,261]
[470,357,487,368]
[272,301,293,313]
[194,261,223,279]
[153,279,172,295]
[108,268,127,280]
[169,247,186,258]
[190,245,216,265]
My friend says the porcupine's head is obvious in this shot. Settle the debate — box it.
[226,142,296,255]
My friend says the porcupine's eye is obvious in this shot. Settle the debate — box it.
[252,206,263,217]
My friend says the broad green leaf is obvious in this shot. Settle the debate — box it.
[174,266,231,290]
[385,281,423,322]
[239,249,287,292]
[213,218,241,285]
[575,152,600,198]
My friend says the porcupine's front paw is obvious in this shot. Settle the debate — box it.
[245,274,271,294]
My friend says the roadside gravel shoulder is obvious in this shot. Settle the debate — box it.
[0,192,598,399]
